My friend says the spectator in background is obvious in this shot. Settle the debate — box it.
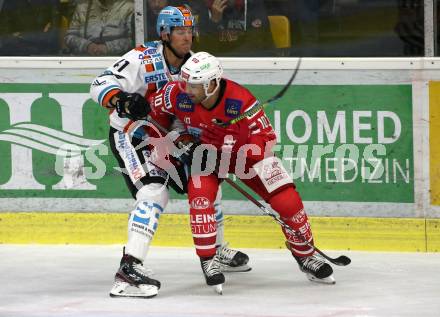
[194,0,274,56]
[65,0,134,56]
[146,0,169,41]
[288,0,320,56]
[394,0,424,56]
[0,0,61,56]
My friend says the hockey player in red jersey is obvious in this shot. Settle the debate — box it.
[90,7,250,298]
[149,51,335,293]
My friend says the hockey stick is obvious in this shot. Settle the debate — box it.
[146,113,351,266]
[215,58,302,127]
[148,115,350,266]
[145,72,349,266]
[224,178,351,266]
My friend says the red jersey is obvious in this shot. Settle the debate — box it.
[149,78,277,161]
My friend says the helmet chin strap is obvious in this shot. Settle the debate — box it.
[202,78,221,102]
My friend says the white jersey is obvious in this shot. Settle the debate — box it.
[90,41,186,133]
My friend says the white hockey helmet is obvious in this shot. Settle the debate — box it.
[179,52,223,99]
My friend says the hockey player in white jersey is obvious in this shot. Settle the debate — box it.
[90,6,250,298]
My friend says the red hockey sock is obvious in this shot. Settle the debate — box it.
[188,175,219,258]
[268,187,314,257]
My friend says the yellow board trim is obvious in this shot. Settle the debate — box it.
[429,81,440,205]
[427,219,440,252]
[0,213,438,252]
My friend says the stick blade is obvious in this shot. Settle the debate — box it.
[332,255,351,266]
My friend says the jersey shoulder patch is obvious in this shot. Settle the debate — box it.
[224,98,242,118]
[132,42,164,67]
[175,92,194,112]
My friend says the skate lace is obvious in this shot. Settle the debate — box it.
[301,255,325,272]
[133,262,154,277]
[202,256,222,277]
[217,243,237,261]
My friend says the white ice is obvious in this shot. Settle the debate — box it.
[0,245,439,317]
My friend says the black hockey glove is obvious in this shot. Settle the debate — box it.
[112,91,151,120]
[173,133,199,165]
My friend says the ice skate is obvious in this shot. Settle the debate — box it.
[285,240,335,284]
[216,243,251,272]
[200,255,225,295]
[109,253,161,298]
[293,253,335,285]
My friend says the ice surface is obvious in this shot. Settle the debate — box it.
[0,245,439,317]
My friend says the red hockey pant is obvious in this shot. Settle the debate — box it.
[188,173,314,258]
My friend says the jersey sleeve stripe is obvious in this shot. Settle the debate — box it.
[243,100,260,113]
[243,100,262,120]
[98,85,121,106]
[101,89,120,109]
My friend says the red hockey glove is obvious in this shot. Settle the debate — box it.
[173,132,200,165]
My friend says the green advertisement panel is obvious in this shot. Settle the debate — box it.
[0,84,413,203]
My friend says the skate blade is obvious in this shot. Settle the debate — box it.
[219,263,252,273]
[212,284,223,295]
[306,273,336,285]
[109,281,159,298]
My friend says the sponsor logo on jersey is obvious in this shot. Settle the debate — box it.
[140,56,162,64]
[263,161,287,186]
[117,132,145,182]
[164,84,175,109]
[145,72,167,84]
[176,93,194,112]
[225,98,242,118]
[142,149,168,179]
[191,197,210,210]
[138,53,150,60]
